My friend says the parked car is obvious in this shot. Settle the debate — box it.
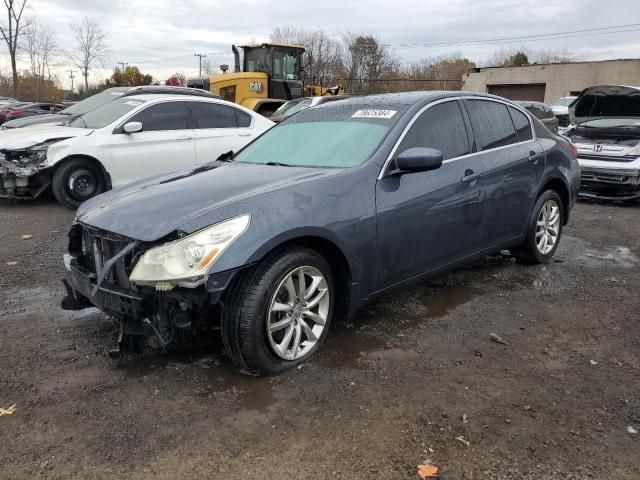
[0,96,18,103]
[60,91,580,375]
[516,101,559,133]
[563,85,640,201]
[0,102,30,124]
[270,95,349,122]
[0,94,273,207]
[4,102,65,122]
[551,96,577,128]
[0,86,219,129]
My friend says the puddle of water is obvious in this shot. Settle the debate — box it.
[558,236,638,269]
[320,283,478,368]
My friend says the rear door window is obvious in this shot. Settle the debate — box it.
[130,101,188,131]
[191,102,239,128]
[509,107,533,142]
[465,100,518,150]
[397,101,471,160]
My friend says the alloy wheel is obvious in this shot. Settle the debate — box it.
[535,199,561,255]
[266,266,330,361]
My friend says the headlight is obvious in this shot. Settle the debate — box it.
[129,214,250,287]
[26,144,48,163]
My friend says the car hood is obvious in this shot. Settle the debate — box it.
[0,124,92,150]
[570,85,640,125]
[1,112,72,129]
[77,162,342,242]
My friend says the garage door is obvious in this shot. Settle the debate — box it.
[487,84,546,102]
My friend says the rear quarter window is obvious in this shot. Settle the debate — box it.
[465,100,518,150]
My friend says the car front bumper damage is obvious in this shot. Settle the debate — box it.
[60,224,240,357]
[577,157,640,201]
[0,157,51,199]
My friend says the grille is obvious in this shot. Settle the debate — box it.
[579,154,637,163]
[80,226,138,288]
[557,114,570,127]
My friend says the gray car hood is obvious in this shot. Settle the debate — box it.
[570,85,640,125]
[76,162,341,242]
[0,124,92,150]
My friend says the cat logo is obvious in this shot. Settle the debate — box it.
[249,82,265,93]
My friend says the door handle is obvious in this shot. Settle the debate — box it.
[461,169,481,183]
[175,136,192,141]
[528,151,543,163]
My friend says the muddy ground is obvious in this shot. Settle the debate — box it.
[0,197,638,480]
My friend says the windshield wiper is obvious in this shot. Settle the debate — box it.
[265,161,296,167]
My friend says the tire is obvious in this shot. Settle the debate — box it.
[52,158,106,209]
[221,247,334,376]
[513,190,564,264]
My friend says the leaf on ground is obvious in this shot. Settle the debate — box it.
[455,435,471,447]
[417,464,439,479]
[0,404,16,416]
[21,234,33,240]
[490,332,508,345]
[462,413,469,424]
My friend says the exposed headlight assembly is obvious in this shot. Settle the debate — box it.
[129,214,250,289]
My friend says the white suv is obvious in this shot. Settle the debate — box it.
[0,95,273,208]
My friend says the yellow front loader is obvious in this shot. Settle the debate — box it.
[188,43,342,117]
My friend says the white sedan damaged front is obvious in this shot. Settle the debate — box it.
[0,139,67,198]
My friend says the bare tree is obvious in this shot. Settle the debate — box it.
[201,58,214,76]
[271,27,342,88]
[69,16,109,92]
[532,48,577,64]
[0,0,30,97]
[25,18,56,99]
[338,33,398,93]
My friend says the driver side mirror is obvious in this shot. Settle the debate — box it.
[123,121,143,134]
[395,147,443,173]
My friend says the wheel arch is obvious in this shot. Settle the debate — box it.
[537,176,570,225]
[240,232,354,321]
[55,154,112,190]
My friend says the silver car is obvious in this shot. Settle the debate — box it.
[564,85,640,201]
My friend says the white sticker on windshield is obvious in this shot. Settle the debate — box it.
[352,109,397,119]
[124,101,142,106]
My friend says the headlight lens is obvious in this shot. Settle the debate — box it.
[129,214,250,286]
[27,144,48,162]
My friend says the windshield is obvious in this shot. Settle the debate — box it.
[578,118,640,128]
[553,97,576,107]
[69,97,146,129]
[273,98,313,118]
[234,103,403,168]
[64,88,129,116]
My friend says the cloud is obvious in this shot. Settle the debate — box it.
[14,0,640,88]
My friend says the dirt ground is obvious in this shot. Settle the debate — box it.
[0,197,638,480]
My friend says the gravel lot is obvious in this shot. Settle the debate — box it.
[1,197,638,479]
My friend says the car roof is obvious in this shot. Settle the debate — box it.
[108,86,219,99]
[126,94,229,103]
[336,90,501,106]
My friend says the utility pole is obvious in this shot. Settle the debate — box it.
[194,53,207,77]
[117,62,128,72]
[68,70,76,92]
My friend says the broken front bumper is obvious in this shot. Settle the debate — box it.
[0,158,51,199]
[62,254,148,318]
[577,157,640,200]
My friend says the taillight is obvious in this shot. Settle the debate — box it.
[570,143,578,157]
[10,108,23,115]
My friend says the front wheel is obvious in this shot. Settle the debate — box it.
[513,190,564,264]
[52,158,106,209]
[221,248,334,376]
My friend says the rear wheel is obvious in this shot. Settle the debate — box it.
[221,248,334,376]
[513,190,564,264]
[52,158,106,209]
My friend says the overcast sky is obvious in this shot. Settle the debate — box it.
[5,0,640,89]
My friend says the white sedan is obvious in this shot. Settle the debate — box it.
[0,94,273,208]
